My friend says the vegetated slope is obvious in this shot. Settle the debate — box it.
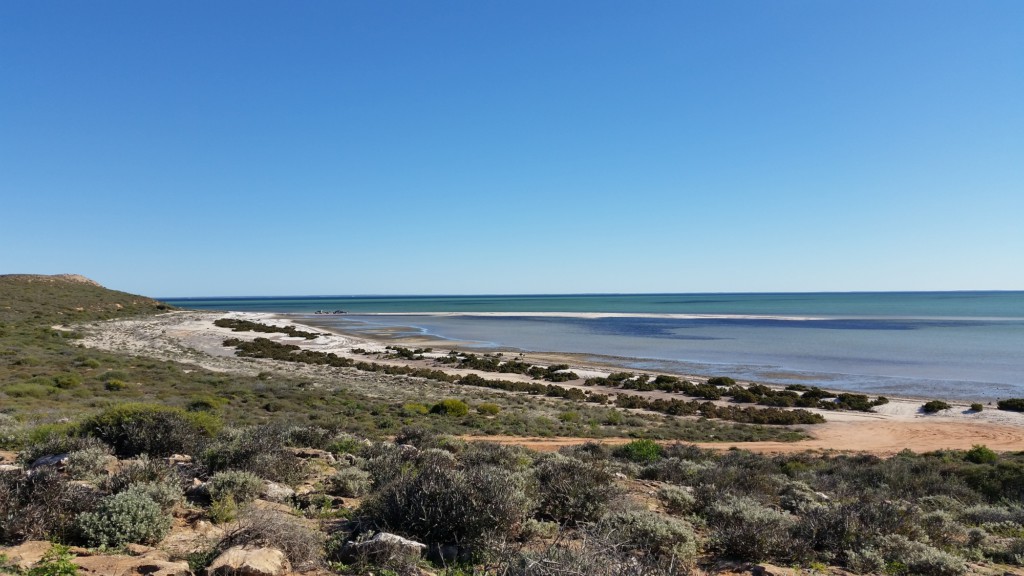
[0,274,172,324]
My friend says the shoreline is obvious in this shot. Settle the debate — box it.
[295,313,1015,404]
[76,310,1024,455]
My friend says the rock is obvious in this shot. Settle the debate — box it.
[750,564,800,576]
[261,481,295,503]
[289,448,336,463]
[614,472,628,480]
[206,545,290,576]
[0,540,53,570]
[0,464,22,473]
[124,543,166,559]
[186,479,210,500]
[29,453,69,469]
[362,532,426,555]
[75,554,191,576]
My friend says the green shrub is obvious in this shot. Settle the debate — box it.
[75,491,171,548]
[3,382,51,398]
[186,395,227,413]
[326,467,371,498]
[965,444,998,464]
[401,402,429,415]
[430,399,469,417]
[208,470,262,504]
[52,373,82,390]
[614,439,664,464]
[970,403,983,412]
[997,398,1024,412]
[534,455,617,525]
[104,379,127,391]
[922,400,952,414]
[25,544,78,576]
[208,494,238,524]
[477,403,501,416]
[81,403,220,457]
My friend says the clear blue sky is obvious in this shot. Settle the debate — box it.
[2,1,1022,297]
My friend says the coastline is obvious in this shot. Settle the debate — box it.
[77,310,1024,455]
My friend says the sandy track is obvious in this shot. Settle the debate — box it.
[465,419,1024,455]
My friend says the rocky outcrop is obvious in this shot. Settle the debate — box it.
[206,545,290,576]
[75,553,191,576]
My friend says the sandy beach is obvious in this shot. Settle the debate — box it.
[78,310,1024,456]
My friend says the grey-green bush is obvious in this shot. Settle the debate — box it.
[75,491,171,548]
[208,470,263,504]
[596,509,700,567]
[874,534,967,575]
[326,467,371,498]
[123,479,182,512]
[657,485,695,515]
[707,495,795,562]
[534,455,617,525]
[65,444,113,480]
[359,452,534,549]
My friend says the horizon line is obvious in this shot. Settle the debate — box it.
[158,289,1024,300]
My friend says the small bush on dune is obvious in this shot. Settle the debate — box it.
[75,490,171,548]
[922,400,952,414]
[997,398,1024,412]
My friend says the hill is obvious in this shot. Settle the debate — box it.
[0,274,171,325]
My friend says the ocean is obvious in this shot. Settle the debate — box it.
[162,292,1024,401]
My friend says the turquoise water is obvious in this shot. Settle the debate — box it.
[164,292,1024,400]
[165,292,1024,318]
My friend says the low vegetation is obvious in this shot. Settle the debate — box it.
[2,418,1024,574]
